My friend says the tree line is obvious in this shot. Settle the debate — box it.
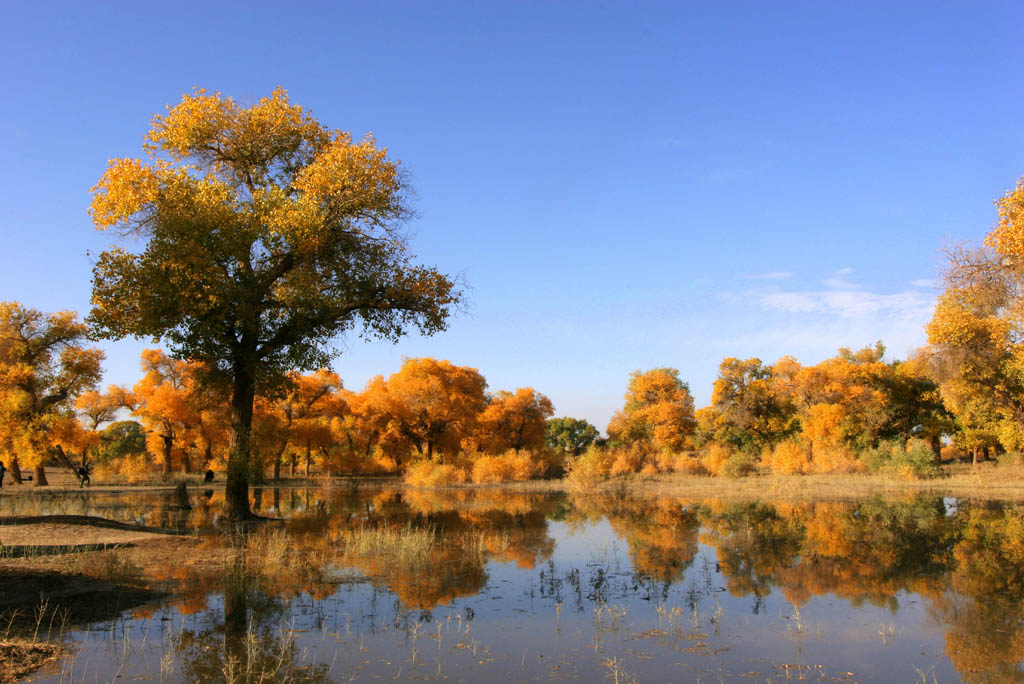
[0,328,603,485]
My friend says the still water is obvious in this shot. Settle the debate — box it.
[9,486,1024,683]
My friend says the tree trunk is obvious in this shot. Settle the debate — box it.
[224,365,255,521]
[304,443,311,478]
[182,449,192,474]
[972,448,979,467]
[162,433,173,475]
[33,465,48,487]
[930,436,942,463]
[273,455,281,481]
[289,453,297,477]
[9,457,22,484]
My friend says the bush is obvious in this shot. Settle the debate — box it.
[470,450,546,484]
[565,446,612,491]
[673,452,707,475]
[889,439,940,480]
[765,440,810,475]
[860,443,888,474]
[809,446,862,474]
[861,439,940,480]
[941,444,966,462]
[720,451,759,478]
[700,443,732,475]
[403,460,468,488]
[609,446,645,476]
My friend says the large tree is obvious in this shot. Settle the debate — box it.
[88,88,460,519]
[923,178,1024,458]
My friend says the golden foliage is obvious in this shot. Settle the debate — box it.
[764,440,811,475]
[0,302,103,478]
[608,367,696,453]
[700,443,732,476]
[403,460,469,488]
[472,387,554,454]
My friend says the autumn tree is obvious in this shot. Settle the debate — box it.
[545,417,599,456]
[474,387,554,453]
[699,357,799,455]
[335,376,407,467]
[383,358,487,461]
[0,302,103,485]
[925,239,1024,459]
[95,420,147,465]
[284,370,346,478]
[75,384,135,466]
[607,368,696,452]
[88,88,459,519]
[133,349,202,475]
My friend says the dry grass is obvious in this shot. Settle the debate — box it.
[0,637,62,682]
[584,460,1024,501]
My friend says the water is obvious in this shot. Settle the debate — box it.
[7,486,1024,683]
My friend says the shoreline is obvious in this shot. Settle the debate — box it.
[2,461,1024,503]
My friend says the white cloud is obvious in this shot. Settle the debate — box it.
[759,288,932,319]
[911,278,937,288]
[713,269,939,363]
[821,267,859,290]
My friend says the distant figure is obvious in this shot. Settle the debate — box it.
[0,460,6,488]
[204,469,215,483]
[76,465,91,488]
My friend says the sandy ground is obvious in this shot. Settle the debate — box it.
[0,522,173,547]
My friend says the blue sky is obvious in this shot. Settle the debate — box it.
[2,1,1023,430]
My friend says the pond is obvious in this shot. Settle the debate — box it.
[6,485,1024,683]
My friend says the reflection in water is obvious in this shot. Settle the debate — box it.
[14,487,1024,683]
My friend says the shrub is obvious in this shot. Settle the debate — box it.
[941,444,965,462]
[609,446,645,476]
[673,452,707,475]
[809,446,862,474]
[403,460,468,488]
[700,443,732,476]
[720,451,759,478]
[861,439,940,480]
[639,463,659,477]
[653,450,677,472]
[889,439,940,480]
[565,446,612,491]
[470,450,546,484]
[765,440,810,475]
[860,443,892,474]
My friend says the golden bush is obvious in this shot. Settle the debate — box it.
[809,446,862,474]
[673,453,707,475]
[609,446,645,476]
[565,446,612,491]
[403,460,468,488]
[765,440,811,475]
[700,443,732,475]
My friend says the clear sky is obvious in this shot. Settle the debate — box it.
[2,1,1023,430]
